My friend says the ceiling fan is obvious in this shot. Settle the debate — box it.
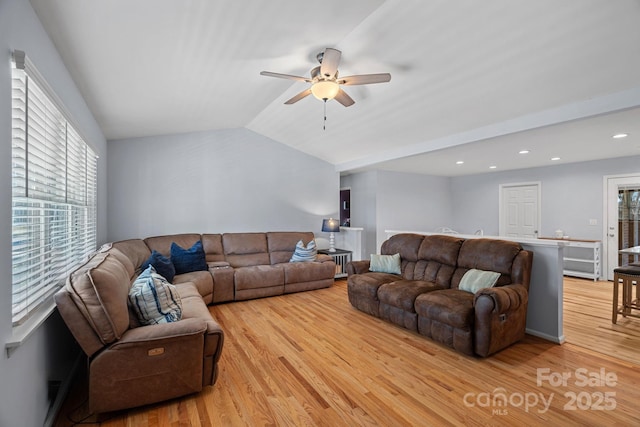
[260,48,391,107]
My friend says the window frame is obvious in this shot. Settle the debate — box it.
[10,50,98,327]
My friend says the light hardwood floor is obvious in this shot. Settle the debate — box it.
[563,276,640,365]
[56,278,640,426]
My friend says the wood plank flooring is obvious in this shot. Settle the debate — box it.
[56,278,640,426]
[563,276,640,365]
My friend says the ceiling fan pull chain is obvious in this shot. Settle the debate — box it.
[323,99,327,130]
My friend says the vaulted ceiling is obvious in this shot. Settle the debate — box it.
[29,0,640,176]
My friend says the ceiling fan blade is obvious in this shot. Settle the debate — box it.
[339,73,392,85]
[260,71,310,82]
[334,89,355,107]
[320,48,341,78]
[284,89,312,105]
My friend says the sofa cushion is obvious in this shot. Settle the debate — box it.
[452,239,522,289]
[415,289,475,330]
[111,239,151,273]
[100,246,136,280]
[141,250,176,282]
[283,261,335,284]
[381,233,424,262]
[234,265,284,290]
[370,253,401,274]
[457,238,521,274]
[201,234,226,263]
[408,261,457,288]
[223,233,270,267]
[401,235,463,284]
[458,269,500,294]
[171,241,208,275]
[290,239,318,262]
[173,270,214,302]
[268,231,316,264]
[144,233,202,256]
[417,235,464,266]
[378,280,445,312]
[129,265,183,325]
[67,251,132,344]
[347,272,400,300]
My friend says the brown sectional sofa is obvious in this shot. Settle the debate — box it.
[347,233,533,357]
[55,231,335,413]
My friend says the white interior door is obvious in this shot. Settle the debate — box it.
[499,182,541,238]
[604,174,640,280]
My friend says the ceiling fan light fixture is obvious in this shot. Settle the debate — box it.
[311,80,339,101]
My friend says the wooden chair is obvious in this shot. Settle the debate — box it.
[612,266,640,324]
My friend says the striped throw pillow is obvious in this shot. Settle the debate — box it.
[290,239,317,262]
[129,265,182,325]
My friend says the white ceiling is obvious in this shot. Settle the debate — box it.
[29,0,640,177]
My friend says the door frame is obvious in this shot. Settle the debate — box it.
[602,173,640,280]
[498,181,542,237]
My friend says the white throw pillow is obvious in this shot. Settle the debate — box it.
[458,269,501,294]
[369,253,401,275]
[129,265,182,325]
[290,239,318,262]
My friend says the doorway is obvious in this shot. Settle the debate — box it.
[340,188,350,227]
[604,174,640,280]
[498,182,541,238]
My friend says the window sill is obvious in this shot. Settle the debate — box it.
[5,298,57,358]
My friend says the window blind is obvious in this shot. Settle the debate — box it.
[11,50,98,325]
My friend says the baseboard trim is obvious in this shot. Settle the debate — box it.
[526,328,565,344]
[43,352,84,427]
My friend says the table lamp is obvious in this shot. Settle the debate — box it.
[322,218,340,252]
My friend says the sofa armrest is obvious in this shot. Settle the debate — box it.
[114,318,208,345]
[474,284,528,315]
[316,254,333,263]
[116,316,224,364]
[473,284,529,357]
[346,260,371,275]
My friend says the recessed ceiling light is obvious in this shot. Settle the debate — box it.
[551,157,560,161]
[519,150,530,154]
[456,160,464,165]
[613,133,628,139]
[489,165,497,169]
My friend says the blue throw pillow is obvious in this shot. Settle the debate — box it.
[141,250,176,282]
[170,240,208,275]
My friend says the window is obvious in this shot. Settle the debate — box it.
[11,51,97,325]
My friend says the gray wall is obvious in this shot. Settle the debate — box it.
[450,155,640,240]
[0,1,107,426]
[341,170,454,257]
[107,128,339,241]
[375,170,453,252]
[343,155,640,255]
[341,171,378,258]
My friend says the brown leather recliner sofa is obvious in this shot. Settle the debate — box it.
[346,233,533,357]
[55,231,335,413]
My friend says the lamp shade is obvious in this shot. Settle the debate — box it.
[321,218,340,233]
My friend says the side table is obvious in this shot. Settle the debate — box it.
[318,248,352,278]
